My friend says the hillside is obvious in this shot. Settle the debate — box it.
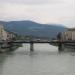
[0,21,65,39]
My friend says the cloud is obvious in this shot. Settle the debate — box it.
[61,17,75,28]
[0,0,64,4]
[0,0,75,28]
[0,3,74,20]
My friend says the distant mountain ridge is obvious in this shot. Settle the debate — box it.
[0,20,66,39]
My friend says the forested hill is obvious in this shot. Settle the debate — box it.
[0,21,65,39]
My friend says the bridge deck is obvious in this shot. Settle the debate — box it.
[0,40,75,52]
[0,40,75,44]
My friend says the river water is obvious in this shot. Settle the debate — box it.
[0,44,75,75]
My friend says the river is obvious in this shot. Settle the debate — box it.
[0,44,75,75]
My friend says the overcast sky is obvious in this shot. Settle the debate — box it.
[0,0,75,28]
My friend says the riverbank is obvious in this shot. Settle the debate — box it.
[0,43,22,53]
[50,42,75,52]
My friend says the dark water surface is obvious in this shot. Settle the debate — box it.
[0,44,75,75]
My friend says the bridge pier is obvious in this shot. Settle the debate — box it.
[58,43,64,52]
[30,42,34,52]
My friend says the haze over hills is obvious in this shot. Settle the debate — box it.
[0,20,66,39]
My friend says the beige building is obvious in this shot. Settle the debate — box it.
[0,24,16,41]
[0,24,11,41]
[2,29,8,41]
[0,25,3,40]
[62,28,75,41]
[0,25,8,41]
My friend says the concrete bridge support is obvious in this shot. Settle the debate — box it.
[30,42,34,52]
[58,43,64,52]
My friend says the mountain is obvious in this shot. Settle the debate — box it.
[0,20,66,39]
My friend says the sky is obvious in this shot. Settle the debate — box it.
[0,0,75,28]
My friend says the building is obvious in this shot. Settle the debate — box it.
[6,31,16,41]
[0,24,16,41]
[0,25,8,41]
[61,28,75,41]
[0,25,3,40]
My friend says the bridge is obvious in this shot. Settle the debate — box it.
[0,40,75,52]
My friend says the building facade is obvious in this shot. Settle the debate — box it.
[0,24,16,41]
[0,25,3,40]
[0,25,8,41]
[7,32,16,41]
[61,28,75,41]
